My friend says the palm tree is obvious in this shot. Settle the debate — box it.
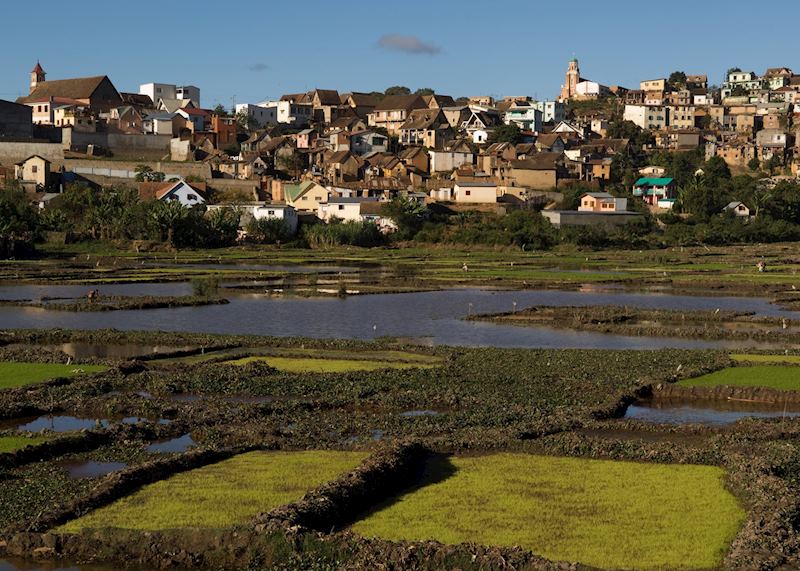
[149,200,188,245]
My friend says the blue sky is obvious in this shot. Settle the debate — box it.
[1,0,798,109]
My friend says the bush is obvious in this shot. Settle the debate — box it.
[247,218,291,244]
[191,277,220,297]
[303,221,385,248]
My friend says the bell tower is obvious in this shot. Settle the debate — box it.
[560,58,581,101]
[30,61,46,94]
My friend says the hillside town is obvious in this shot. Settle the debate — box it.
[1,59,799,239]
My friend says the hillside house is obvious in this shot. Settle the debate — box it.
[632,177,676,209]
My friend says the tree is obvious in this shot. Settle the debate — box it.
[134,165,165,182]
[668,71,687,88]
[488,123,522,144]
[703,155,732,187]
[148,200,188,245]
[747,157,761,172]
[213,104,229,117]
[234,110,258,131]
[725,67,742,80]
[384,86,411,96]
[415,88,435,96]
[680,173,726,220]
[0,188,38,258]
[765,154,783,175]
[381,195,428,239]
[730,85,749,97]
[246,217,290,244]
[205,207,240,247]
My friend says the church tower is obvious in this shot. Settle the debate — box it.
[560,58,580,101]
[30,61,46,94]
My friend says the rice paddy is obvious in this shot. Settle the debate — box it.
[679,365,800,391]
[352,454,745,570]
[57,450,367,532]
[0,362,108,390]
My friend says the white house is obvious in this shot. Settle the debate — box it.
[623,105,670,130]
[533,100,566,124]
[138,180,206,207]
[723,201,751,217]
[317,197,396,232]
[235,103,277,128]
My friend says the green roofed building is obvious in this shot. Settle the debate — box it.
[632,177,676,209]
[281,180,329,212]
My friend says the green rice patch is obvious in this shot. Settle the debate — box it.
[0,362,108,390]
[731,354,800,365]
[680,366,800,391]
[352,454,744,570]
[58,450,366,532]
[0,435,48,453]
[225,356,436,373]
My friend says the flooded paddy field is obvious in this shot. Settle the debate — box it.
[0,329,799,569]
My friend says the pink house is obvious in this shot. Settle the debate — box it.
[297,128,318,149]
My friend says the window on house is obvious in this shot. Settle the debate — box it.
[465,190,471,196]
[338,205,345,210]
[187,194,197,201]
[31,165,38,173]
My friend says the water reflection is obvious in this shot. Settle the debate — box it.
[625,398,800,426]
[1,287,797,350]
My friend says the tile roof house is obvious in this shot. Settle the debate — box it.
[399,108,454,149]
[367,94,427,134]
[503,152,566,189]
[18,73,123,112]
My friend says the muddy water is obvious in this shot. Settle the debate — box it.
[625,398,800,426]
[146,434,195,454]
[1,287,797,350]
[4,416,110,433]
[59,460,127,479]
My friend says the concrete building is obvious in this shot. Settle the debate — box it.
[504,102,543,132]
[256,100,313,127]
[0,99,33,139]
[139,83,200,107]
[623,105,670,130]
[541,209,644,228]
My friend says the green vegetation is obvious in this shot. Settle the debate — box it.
[0,435,48,453]
[352,454,744,570]
[679,366,800,391]
[225,356,437,373]
[0,362,107,389]
[59,451,367,532]
[732,354,800,365]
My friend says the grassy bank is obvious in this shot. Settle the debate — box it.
[352,453,745,570]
